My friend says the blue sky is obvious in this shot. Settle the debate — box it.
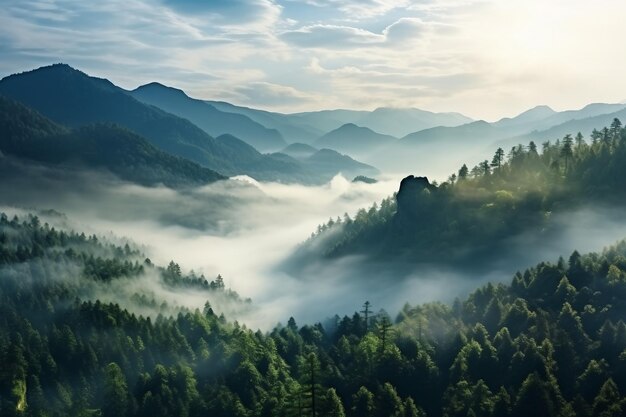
[1,0,625,119]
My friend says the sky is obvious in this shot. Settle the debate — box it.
[1,0,625,120]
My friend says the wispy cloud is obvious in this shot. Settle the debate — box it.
[0,0,625,118]
[297,0,411,19]
[231,81,321,106]
[280,18,432,49]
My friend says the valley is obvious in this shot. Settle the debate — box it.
[2,1,626,414]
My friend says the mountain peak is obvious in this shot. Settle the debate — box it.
[581,102,617,111]
[43,63,75,71]
[333,122,373,133]
[330,122,387,136]
[134,81,186,95]
[372,106,428,115]
[2,63,83,81]
[528,104,555,113]
[468,120,491,127]
[512,105,555,118]
[0,63,119,96]
[35,63,92,79]
[495,105,556,127]
[133,82,188,98]
[314,122,395,155]
[137,81,167,89]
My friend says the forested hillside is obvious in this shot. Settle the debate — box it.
[0,96,226,187]
[2,212,626,416]
[296,119,626,270]
[0,64,360,184]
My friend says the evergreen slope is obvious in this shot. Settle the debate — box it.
[297,118,626,269]
[0,96,226,187]
[1,213,626,416]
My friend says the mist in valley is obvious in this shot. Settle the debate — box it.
[3,153,626,330]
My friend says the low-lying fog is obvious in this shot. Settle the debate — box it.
[3,159,626,330]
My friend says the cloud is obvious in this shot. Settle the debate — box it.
[1,0,626,121]
[296,0,411,19]
[383,17,427,42]
[5,143,626,329]
[280,17,430,49]
[307,56,485,108]
[231,81,320,107]
[0,0,284,101]
[162,0,282,29]
[0,157,406,328]
[281,24,384,48]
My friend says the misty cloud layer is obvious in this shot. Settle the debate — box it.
[3,156,626,329]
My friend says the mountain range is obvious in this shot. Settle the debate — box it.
[206,101,474,142]
[205,84,626,180]
[130,83,287,152]
[2,63,625,186]
[361,103,626,178]
[207,100,324,144]
[0,64,376,184]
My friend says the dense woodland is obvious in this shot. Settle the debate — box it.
[301,119,626,269]
[2,119,626,416]
[2,208,626,416]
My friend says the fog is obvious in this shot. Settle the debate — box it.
[3,157,626,330]
[359,140,501,183]
[0,157,401,327]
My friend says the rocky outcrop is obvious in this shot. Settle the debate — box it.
[396,175,435,217]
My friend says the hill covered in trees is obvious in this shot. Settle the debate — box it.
[293,118,626,272]
[0,95,226,187]
[2,212,626,416]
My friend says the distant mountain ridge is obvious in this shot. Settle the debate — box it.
[512,106,626,145]
[354,107,473,137]
[530,103,626,131]
[131,83,287,152]
[205,103,474,143]
[207,100,324,144]
[400,120,495,144]
[289,107,474,138]
[363,102,626,177]
[281,142,318,158]
[314,123,397,157]
[0,64,379,184]
[304,148,379,179]
[3,63,625,184]
[494,105,557,128]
